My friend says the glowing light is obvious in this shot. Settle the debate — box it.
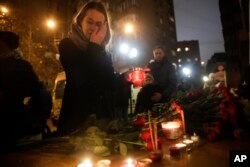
[182,67,191,76]
[120,43,129,54]
[128,48,138,59]
[203,76,209,82]
[77,159,93,167]
[1,6,8,14]
[124,23,134,34]
[47,19,56,29]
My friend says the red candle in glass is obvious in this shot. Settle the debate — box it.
[169,143,186,157]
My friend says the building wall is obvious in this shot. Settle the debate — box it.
[219,0,249,87]
[111,0,177,72]
[175,40,202,85]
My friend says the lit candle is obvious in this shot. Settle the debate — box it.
[183,139,193,145]
[97,159,111,167]
[137,158,152,167]
[169,143,186,157]
[191,133,200,142]
[161,121,182,139]
[77,159,93,167]
[121,158,137,167]
[183,139,194,151]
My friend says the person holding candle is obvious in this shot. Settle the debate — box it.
[57,0,115,135]
[135,73,163,114]
[147,45,177,103]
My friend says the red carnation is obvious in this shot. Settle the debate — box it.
[132,115,146,127]
[140,128,151,141]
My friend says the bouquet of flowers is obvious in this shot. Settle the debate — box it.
[67,84,245,157]
[166,84,245,141]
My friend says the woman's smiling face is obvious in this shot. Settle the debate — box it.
[81,9,105,40]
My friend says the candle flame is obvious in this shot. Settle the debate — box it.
[175,143,186,148]
[77,158,93,167]
[161,121,180,129]
[127,158,133,165]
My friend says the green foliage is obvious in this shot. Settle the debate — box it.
[2,11,63,91]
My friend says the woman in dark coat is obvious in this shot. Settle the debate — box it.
[57,1,115,135]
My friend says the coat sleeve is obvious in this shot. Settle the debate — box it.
[16,59,41,97]
[162,63,177,101]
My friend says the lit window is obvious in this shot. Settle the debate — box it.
[177,48,181,52]
[160,18,163,24]
[185,47,189,51]
[169,16,174,22]
[171,50,176,56]
[172,63,177,69]
[194,58,198,61]
[178,59,181,62]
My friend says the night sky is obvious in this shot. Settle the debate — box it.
[174,0,225,64]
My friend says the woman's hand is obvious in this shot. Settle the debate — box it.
[90,22,107,45]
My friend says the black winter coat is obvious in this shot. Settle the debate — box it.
[147,57,177,101]
[0,53,46,147]
[58,38,115,135]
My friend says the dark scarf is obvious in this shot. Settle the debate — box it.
[68,23,89,51]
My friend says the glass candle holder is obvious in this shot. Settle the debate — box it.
[137,158,152,167]
[169,143,186,157]
[97,159,111,167]
[183,139,194,152]
[120,158,137,167]
[161,121,182,139]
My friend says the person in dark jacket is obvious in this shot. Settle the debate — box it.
[57,1,115,135]
[147,45,177,102]
[0,31,51,151]
[135,74,163,114]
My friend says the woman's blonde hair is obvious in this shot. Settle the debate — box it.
[73,0,111,46]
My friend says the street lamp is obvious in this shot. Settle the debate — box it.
[1,6,8,15]
[128,48,138,59]
[46,19,56,30]
[119,42,138,59]
[120,43,129,54]
[124,23,134,34]
[0,5,11,30]
[182,67,191,78]
[45,18,57,55]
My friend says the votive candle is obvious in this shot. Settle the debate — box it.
[77,159,93,167]
[169,143,187,156]
[161,121,182,139]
